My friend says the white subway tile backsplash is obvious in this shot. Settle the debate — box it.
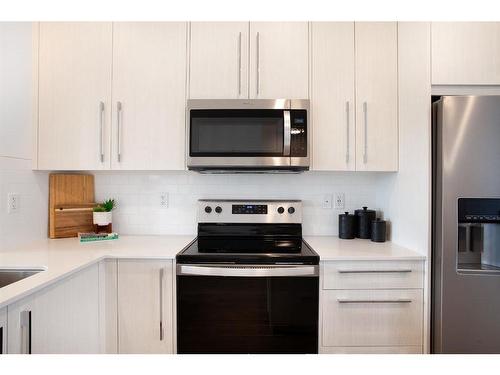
[94,171,383,236]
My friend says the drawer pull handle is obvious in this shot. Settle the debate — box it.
[337,269,412,274]
[337,299,412,304]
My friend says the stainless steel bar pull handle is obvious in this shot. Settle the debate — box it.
[345,101,350,164]
[363,101,368,164]
[256,32,260,96]
[0,325,3,354]
[20,310,31,354]
[117,101,122,162]
[338,299,412,304]
[159,268,164,341]
[338,269,412,274]
[99,101,105,163]
[238,32,242,96]
[178,265,318,277]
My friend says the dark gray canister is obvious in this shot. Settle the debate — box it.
[338,212,357,239]
[371,218,387,242]
[354,206,376,239]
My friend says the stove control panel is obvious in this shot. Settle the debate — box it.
[198,200,302,224]
[232,204,268,214]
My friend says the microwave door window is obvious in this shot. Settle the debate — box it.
[190,110,284,156]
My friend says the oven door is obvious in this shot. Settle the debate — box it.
[187,101,291,170]
[176,264,319,354]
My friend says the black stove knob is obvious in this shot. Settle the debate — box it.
[277,206,285,214]
[215,206,222,214]
[204,206,212,214]
[288,207,295,214]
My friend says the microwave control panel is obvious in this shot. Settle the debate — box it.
[290,110,307,157]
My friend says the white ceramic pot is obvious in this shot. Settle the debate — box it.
[93,211,112,226]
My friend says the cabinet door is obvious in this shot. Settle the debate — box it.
[0,307,6,354]
[432,22,500,85]
[7,264,100,354]
[189,22,249,99]
[37,22,112,170]
[111,22,187,170]
[249,22,309,99]
[311,22,355,171]
[117,260,173,353]
[355,22,398,171]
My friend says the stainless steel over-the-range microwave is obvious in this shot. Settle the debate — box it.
[186,99,309,172]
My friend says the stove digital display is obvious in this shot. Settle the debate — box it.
[232,204,268,214]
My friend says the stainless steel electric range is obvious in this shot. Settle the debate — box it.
[176,199,319,354]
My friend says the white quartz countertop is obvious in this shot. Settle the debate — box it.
[303,236,426,261]
[0,235,195,308]
[0,234,425,308]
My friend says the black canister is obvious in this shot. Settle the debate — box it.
[354,206,376,239]
[371,218,387,242]
[339,212,357,239]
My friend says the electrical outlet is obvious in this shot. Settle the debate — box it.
[334,192,345,209]
[159,192,169,209]
[322,194,333,209]
[7,193,20,214]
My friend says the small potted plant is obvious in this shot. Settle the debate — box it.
[93,199,115,226]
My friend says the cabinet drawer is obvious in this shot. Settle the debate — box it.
[322,260,423,290]
[322,289,423,347]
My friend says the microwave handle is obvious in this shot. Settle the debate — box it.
[284,110,291,156]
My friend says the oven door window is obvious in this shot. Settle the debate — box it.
[177,275,318,354]
[190,109,285,156]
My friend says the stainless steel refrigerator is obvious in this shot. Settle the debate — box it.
[433,96,500,353]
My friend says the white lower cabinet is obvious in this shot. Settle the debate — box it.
[7,264,100,354]
[117,259,173,354]
[0,307,6,354]
[320,260,424,354]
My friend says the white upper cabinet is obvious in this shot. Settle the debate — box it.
[311,22,355,171]
[249,22,309,99]
[311,22,398,172]
[355,22,398,172]
[432,22,500,85]
[189,22,249,99]
[37,22,113,170]
[190,22,309,100]
[111,22,187,170]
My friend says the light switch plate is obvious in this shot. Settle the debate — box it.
[322,194,333,209]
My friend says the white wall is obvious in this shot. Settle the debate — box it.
[94,171,384,236]
[0,23,48,251]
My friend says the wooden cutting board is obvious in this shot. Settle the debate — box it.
[49,174,96,238]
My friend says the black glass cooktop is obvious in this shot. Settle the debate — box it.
[176,223,319,265]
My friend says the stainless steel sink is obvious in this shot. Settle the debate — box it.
[0,268,44,288]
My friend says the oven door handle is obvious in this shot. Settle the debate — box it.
[177,264,318,277]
